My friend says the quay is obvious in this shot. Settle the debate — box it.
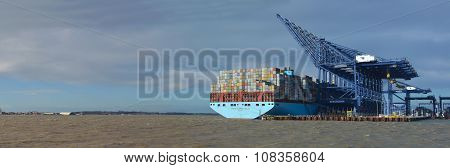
[261,115,433,122]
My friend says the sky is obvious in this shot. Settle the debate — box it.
[0,0,449,112]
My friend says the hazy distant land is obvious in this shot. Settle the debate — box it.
[0,111,219,116]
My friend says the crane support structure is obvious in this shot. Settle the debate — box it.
[407,96,437,118]
[384,80,431,115]
[439,97,450,117]
[276,14,421,116]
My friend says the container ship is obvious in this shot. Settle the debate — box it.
[210,67,318,119]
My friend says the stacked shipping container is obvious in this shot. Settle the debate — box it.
[210,67,317,103]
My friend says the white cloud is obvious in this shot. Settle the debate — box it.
[11,89,61,96]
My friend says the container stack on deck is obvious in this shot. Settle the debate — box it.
[210,67,317,103]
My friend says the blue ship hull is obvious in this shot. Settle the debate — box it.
[210,102,318,119]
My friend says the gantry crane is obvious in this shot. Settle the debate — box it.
[439,97,450,118]
[385,78,431,116]
[407,96,437,118]
[416,103,435,116]
[276,14,419,116]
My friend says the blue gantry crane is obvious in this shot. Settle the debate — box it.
[276,14,423,116]
[439,97,450,118]
[385,79,432,116]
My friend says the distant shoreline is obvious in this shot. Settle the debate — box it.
[0,111,219,116]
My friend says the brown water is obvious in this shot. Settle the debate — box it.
[0,115,448,148]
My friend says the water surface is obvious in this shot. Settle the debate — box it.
[0,115,448,147]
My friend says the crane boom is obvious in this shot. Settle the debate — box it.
[276,14,360,67]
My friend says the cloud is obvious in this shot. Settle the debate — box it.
[0,0,290,85]
[11,89,61,96]
[0,26,138,84]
